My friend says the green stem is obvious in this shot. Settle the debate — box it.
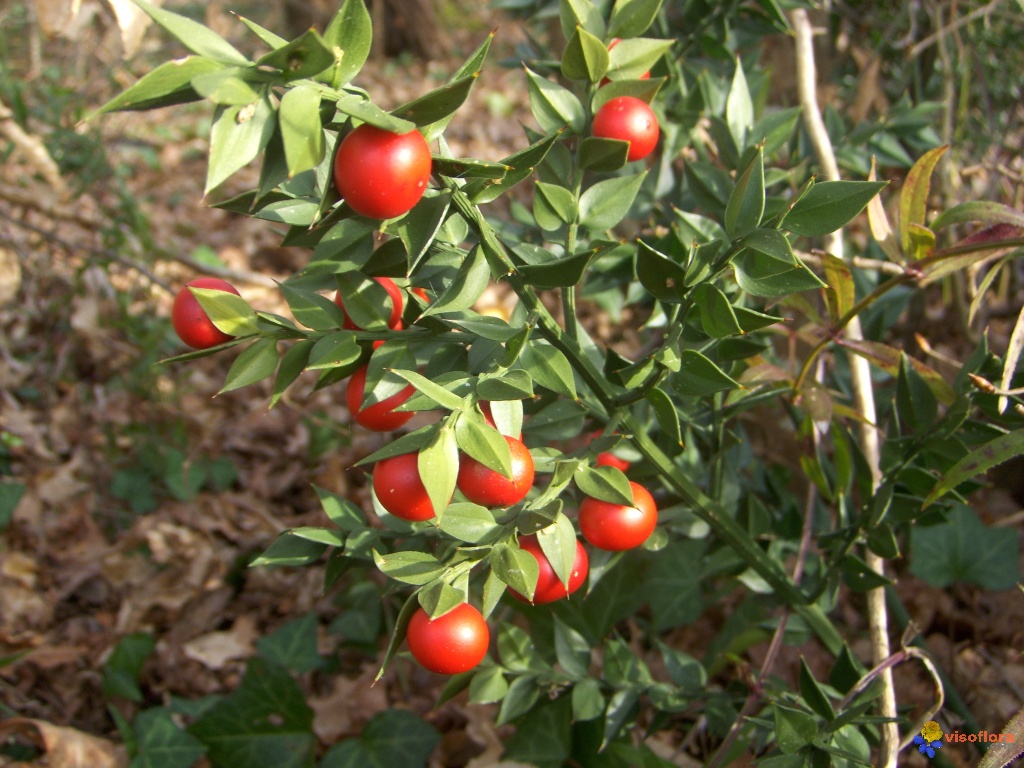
[448,180,848,658]
[562,169,585,342]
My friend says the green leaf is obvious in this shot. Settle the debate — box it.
[490,543,540,600]
[270,338,313,406]
[420,244,491,317]
[188,658,314,768]
[693,284,743,338]
[469,667,509,705]
[646,387,682,446]
[419,428,458,519]
[192,67,261,106]
[131,708,206,768]
[572,677,605,721]
[333,94,414,133]
[417,579,466,619]
[392,369,465,411]
[726,58,753,150]
[497,675,542,726]
[604,37,673,80]
[799,658,835,721]
[562,26,609,82]
[534,181,576,231]
[576,464,633,506]
[319,709,440,768]
[922,430,1024,509]
[456,415,512,476]
[520,343,577,399]
[559,0,605,40]
[256,28,334,81]
[391,74,477,130]
[218,339,278,394]
[608,0,663,37]
[602,686,640,748]
[536,514,580,591]
[431,157,508,180]
[134,0,249,65]
[579,172,647,231]
[103,633,155,702]
[724,146,765,237]
[0,482,25,531]
[278,85,324,178]
[782,181,888,237]
[89,57,222,116]
[647,540,704,631]
[554,618,591,680]
[518,249,595,289]
[900,145,948,256]
[465,131,561,204]
[772,702,818,754]
[372,550,445,586]
[896,352,938,432]
[256,613,321,674]
[236,15,288,49]
[735,232,826,297]
[322,0,373,87]
[636,239,689,302]
[477,370,534,401]
[751,106,801,158]
[206,95,276,194]
[251,532,327,567]
[438,502,499,543]
[657,642,706,690]
[911,505,1021,590]
[306,332,360,371]
[841,553,894,592]
[190,287,259,337]
[524,66,586,135]
[930,200,1024,230]
[280,284,347,331]
[578,136,630,172]
[673,350,740,397]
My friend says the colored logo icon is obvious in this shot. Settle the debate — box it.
[914,720,944,759]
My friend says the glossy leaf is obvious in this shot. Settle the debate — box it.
[646,387,682,446]
[734,245,826,298]
[576,464,634,506]
[321,0,373,86]
[469,667,509,705]
[604,37,673,80]
[608,0,663,37]
[372,550,445,585]
[219,339,278,394]
[573,678,605,721]
[693,283,742,338]
[319,709,439,768]
[206,96,275,194]
[438,503,500,543]
[278,85,324,177]
[520,343,577,399]
[431,157,509,180]
[392,190,449,272]
[90,57,223,115]
[578,136,630,172]
[456,413,512,476]
[559,0,605,41]
[420,244,490,317]
[536,513,579,590]
[518,249,595,288]
[490,543,540,601]
[725,57,753,150]
[333,94,414,133]
[392,74,477,129]
[132,708,207,768]
[534,181,576,230]
[782,181,888,237]
[256,28,334,81]
[191,287,259,337]
[580,172,648,231]
[465,131,561,204]
[418,428,458,519]
[562,26,609,82]
[134,0,249,65]
[636,240,689,303]
[724,146,765,237]
[672,350,740,397]
[524,66,586,135]
[191,67,260,106]
[931,200,1024,230]
[280,284,347,331]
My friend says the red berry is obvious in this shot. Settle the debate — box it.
[171,277,240,349]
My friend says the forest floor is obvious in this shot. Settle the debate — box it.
[1,5,1023,768]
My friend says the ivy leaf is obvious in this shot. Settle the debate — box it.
[910,506,1020,591]
[319,709,439,768]
[131,708,206,768]
[772,702,818,754]
[188,658,315,768]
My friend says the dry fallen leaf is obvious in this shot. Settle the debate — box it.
[0,718,128,768]
[182,614,258,670]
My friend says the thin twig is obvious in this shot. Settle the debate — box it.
[791,9,899,767]
[798,249,906,276]
[907,0,1004,59]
